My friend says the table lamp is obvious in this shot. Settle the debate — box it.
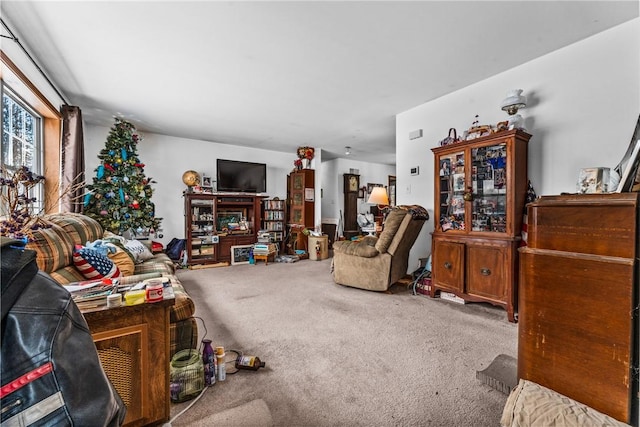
[367,186,389,207]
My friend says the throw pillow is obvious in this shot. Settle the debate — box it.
[73,246,121,280]
[124,239,154,264]
[102,233,137,264]
[375,208,407,253]
[108,246,136,276]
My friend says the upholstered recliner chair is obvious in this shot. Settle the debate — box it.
[332,205,428,291]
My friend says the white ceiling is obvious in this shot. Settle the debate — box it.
[1,1,638,165]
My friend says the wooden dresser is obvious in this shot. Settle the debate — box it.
[518,193,639,425]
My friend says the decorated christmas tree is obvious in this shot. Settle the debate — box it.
[84,118,161,235]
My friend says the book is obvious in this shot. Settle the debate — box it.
[71,282,117,309]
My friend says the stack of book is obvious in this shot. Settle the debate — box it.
[67,279,118,310]
[253,243,276,255]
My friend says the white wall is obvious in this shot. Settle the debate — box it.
[84,125,318,244]
[320,157,395,232]
[85,126,394,244]
[396,18,640,270]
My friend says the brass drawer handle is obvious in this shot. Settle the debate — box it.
[444,262,452,270]
[480,268,491,276]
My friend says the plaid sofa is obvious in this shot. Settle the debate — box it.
[25,213,197,356]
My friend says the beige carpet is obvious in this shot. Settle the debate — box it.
[180,398,273,426]
[168,258,517,426]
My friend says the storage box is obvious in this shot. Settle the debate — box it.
[415,277,433,296]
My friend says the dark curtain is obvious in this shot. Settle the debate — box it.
[60,105,85,213]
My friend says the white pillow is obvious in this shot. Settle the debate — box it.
[124,239,154,263]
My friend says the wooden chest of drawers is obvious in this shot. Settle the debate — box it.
[518,193,639,425]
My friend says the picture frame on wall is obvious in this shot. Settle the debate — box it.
[366,183,383,194]
[304,188,314,201]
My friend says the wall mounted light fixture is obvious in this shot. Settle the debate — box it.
[345,146,351,155]
[500,89,527,130]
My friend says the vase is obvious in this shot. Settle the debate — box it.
[305,159,311,169]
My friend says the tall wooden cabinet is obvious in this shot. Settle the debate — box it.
[288,169,315,228]
[430,129,531,322]
[518,193,639,425]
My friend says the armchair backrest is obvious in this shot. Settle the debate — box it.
[375,206,427,285]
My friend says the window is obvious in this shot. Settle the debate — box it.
[1,51,62,214]
[2,85,44,212]
[2,86,42,172]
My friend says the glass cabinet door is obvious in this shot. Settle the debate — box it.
[438,150,466,231]
[471,143,507,232]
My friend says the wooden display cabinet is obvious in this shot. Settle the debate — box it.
[288,169,315,228]
[430,129,531,322]
[184,193,217,265]
[82,298,175,427]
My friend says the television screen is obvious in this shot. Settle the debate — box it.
[216,159,267,193]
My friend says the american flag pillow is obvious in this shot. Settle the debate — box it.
[73,245,121,280]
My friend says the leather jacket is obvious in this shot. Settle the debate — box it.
[1,237,126,426]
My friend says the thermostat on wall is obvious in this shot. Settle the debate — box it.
[410,166,419,176]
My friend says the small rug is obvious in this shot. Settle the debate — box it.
[189,398,273,426]
[476,354,517,395]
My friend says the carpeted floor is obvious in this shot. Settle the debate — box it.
[168,258,517,426]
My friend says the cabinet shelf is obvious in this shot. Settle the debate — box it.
[262,198,286,253]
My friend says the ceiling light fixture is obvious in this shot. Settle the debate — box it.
[345,146,351,155]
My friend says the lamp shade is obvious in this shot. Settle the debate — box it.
[500,89,526,115]
[367,187,389,206]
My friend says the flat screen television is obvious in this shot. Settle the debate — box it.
[216,159,267,193]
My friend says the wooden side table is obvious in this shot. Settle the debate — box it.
[254,250,276,265]
[82,297,175,427]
